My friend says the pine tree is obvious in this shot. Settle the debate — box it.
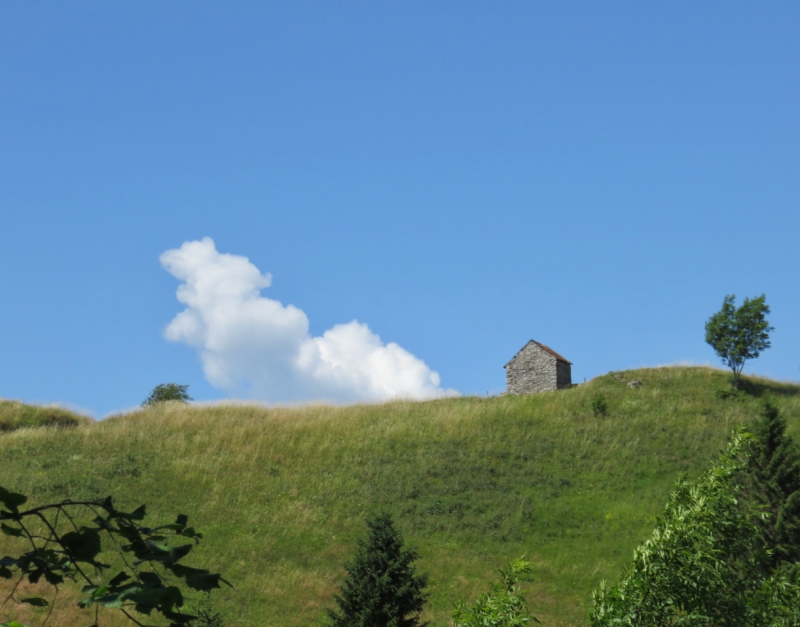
[327,512,429,627]
[748,402,800,570]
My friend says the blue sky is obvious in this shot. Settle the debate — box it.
[1,2,798,416]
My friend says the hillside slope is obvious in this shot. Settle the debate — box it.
[1,367,798,627]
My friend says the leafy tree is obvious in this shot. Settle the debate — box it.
[590,430,759,627]
[326,512,429,627]
[0,486,228,627]
[591,425,800,627]
[705,294,773,389]
[746,402,800,571]
[143,383,193,407]
[452,558,539,627]
[745,563,800,626]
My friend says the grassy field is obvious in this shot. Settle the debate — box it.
[1,367,799,627]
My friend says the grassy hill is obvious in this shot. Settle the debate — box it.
[1,367,798,627]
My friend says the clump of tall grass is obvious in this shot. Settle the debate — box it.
[591,394,609,416]
[0,400,90,432]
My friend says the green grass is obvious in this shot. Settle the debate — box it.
[1,367,798,627]
[0,400,90,432]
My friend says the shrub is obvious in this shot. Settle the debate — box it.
[590,420,800,627]
[716,388,747,401]
[0,400,88,432]
[590,431,758,626]
[452,558,539,627]
[591,394,608,417]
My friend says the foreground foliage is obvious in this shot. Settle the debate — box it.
[591,404,800,627]
[747,402,800,572]
[0,487,228,626]
[452,559,539,627]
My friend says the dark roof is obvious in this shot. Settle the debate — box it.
[505,340,572,368]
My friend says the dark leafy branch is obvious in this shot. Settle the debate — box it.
[0,487,229,627]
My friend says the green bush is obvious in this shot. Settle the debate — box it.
[590,394,608,417]
[452,558,539,627]
[715,388,747,401]
[591,416,800,627]
[0,400,88,433]
[590,430,758,625]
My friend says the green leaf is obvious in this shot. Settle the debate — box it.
[0,523,22,537]
[20,597,48,607]
[1,621,31,627]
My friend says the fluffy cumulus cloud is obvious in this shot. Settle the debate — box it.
[160,238,456,402]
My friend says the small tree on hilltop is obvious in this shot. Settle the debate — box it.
[143,383,193,407]
[327,512,429,627]
[705,294,773,389]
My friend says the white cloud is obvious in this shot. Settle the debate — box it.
[160,238,456,402]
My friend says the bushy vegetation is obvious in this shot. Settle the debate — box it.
[590,403,800,626]
[591,430,760,625]
[590,394,608,417]
[453,558,538,627]
[0,367,798,626]
[0,401,89,433]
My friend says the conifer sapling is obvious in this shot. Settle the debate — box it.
[327,512,429,627]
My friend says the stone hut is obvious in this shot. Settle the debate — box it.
[505,340,572,394]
